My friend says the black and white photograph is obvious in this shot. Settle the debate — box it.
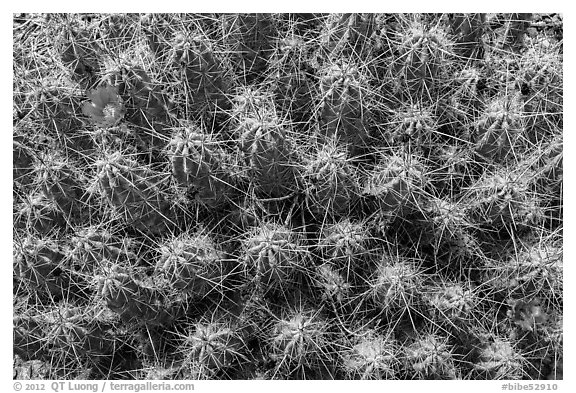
[12,10,564,386]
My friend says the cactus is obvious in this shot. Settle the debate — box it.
[170,33,230,116]
[485,242,562,298]
[394,20,452,98]
[442,67,483,131]
[425,197,472,245]
[304,140,359,217]
[285,13,326,35]
[315,264,352,305]
[14,314,46,361]
[442,229,483,269]
[13,136,36,187]
[425,281,477,325]
[474,336,526,379]
[517,38,563,141]
[322,13,377,58]
[95,152,173,234]
[369,255,423,315]
[96,264,173,326]
[54,19,100,89]
[36,153,86,220]
[14,237,69,299]
[222,14,276,83]
[448,13,485,60]
[362,151,425,217]
[467,167,544,230]
[41,303,114,360]
[14,193,64,235]
[242,223,306,294]
[529,135,562,212]
[428,144,478,196]
[232,89,298,198]
[270,37,316,124]
[166,127,232,206]
[421,197,483,271]
[496,13,532,52]
[319,64,368,151]
[115,67,171,121]
[106,66,172,150]
[140,13,173,59]
[238,116,297,198]
[70,225,136,271]
[342,330,399,379]
[404,333,459,379]
[318,218,369,273]
[474,93,524,162]
[156,231,226,298]
[182,315,247,372]
[269,307,332,374]
[387,103,436,145]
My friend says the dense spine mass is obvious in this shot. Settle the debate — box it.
[13,13,563,381]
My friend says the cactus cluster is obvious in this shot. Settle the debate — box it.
[13,13,562,380]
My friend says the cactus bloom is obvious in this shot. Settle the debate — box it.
[82,85,125,128]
